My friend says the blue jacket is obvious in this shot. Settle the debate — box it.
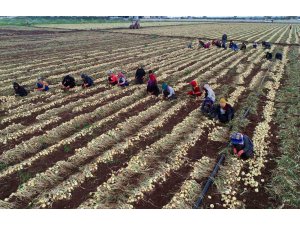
[83,76,94,86]
[233,135,254,157]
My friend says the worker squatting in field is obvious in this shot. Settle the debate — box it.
[230,132,254,160]
[162,83,176,100]
[62,75,76,90]
[13,82,28,97]
[81,74,94,88]
[35,77,49,92]
[146,70,160,96]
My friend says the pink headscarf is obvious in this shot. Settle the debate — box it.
[118,72,125,78]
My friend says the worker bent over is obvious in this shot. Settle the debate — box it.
[230,133,254,160]
[187,80,202,97]
[35,77,49,91]
[215,98,234,123]
[108,70,118,86]
[62,75,76,90]
[13,82,28,97]
[200,84,215,115]
[81,74,94,88]
[117,72,129,87]
[147,70,160,96]
[162,83,176,100]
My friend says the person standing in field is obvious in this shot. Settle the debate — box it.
[230,132,254,160]
[62,75,76,90]
[147,70,160,96]
[13,82,28,97]
[81,74,94,88]
[162,83,176,100]
[187,80,202,97]
[222,33,227,49]
[215,98,235,123]
[135,65,146,84]
[35,77,49,91]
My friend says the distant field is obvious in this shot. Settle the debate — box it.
[35,21,210,30]
[34,22,300,44]
[107,23,300,44]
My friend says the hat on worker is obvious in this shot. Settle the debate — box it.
[219,98,227,104]
[189,80,198,87]
[230,133,244,145]
[162,83,168,91]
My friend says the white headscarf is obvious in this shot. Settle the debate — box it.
[204,84,215,102]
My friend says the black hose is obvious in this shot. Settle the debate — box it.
[193,153,226,208]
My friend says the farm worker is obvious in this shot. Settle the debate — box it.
[240,42,247,51]
[215,98,235,123]
[162,83,176,100]
[230,42,239,51]
[200,84,215,115]
[187,80,202,97]
[135,65,146,84]
[253,42,258,49]
[230,132,254,160]
[229,40,234,49]
[118,72,129,87]
[212,39,222,48]
[275,52,283,60]
[203,84,215,102]
[222,33,227,48]
[35,77,49,91]
[187,42,193,48]
[107,70,118,86]
[204,42,211,49]
[266,52,273,60]
[13,82,28,97]
[147,70,160,96]
[262,41,271,49]
[198,39,205,48]
[290,25,292,30]
[81,74,94,88]
[62,75,76,90]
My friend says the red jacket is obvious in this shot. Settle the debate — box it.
[188,80,202,96]
[109,74,118,83]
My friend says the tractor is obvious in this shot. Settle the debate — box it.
[129,20,141,29]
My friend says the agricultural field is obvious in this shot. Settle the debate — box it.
[0,23,299,209]
[35,21,210,30]
[37,22,300,44]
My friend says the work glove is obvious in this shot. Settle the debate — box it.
[237,150,244,157]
